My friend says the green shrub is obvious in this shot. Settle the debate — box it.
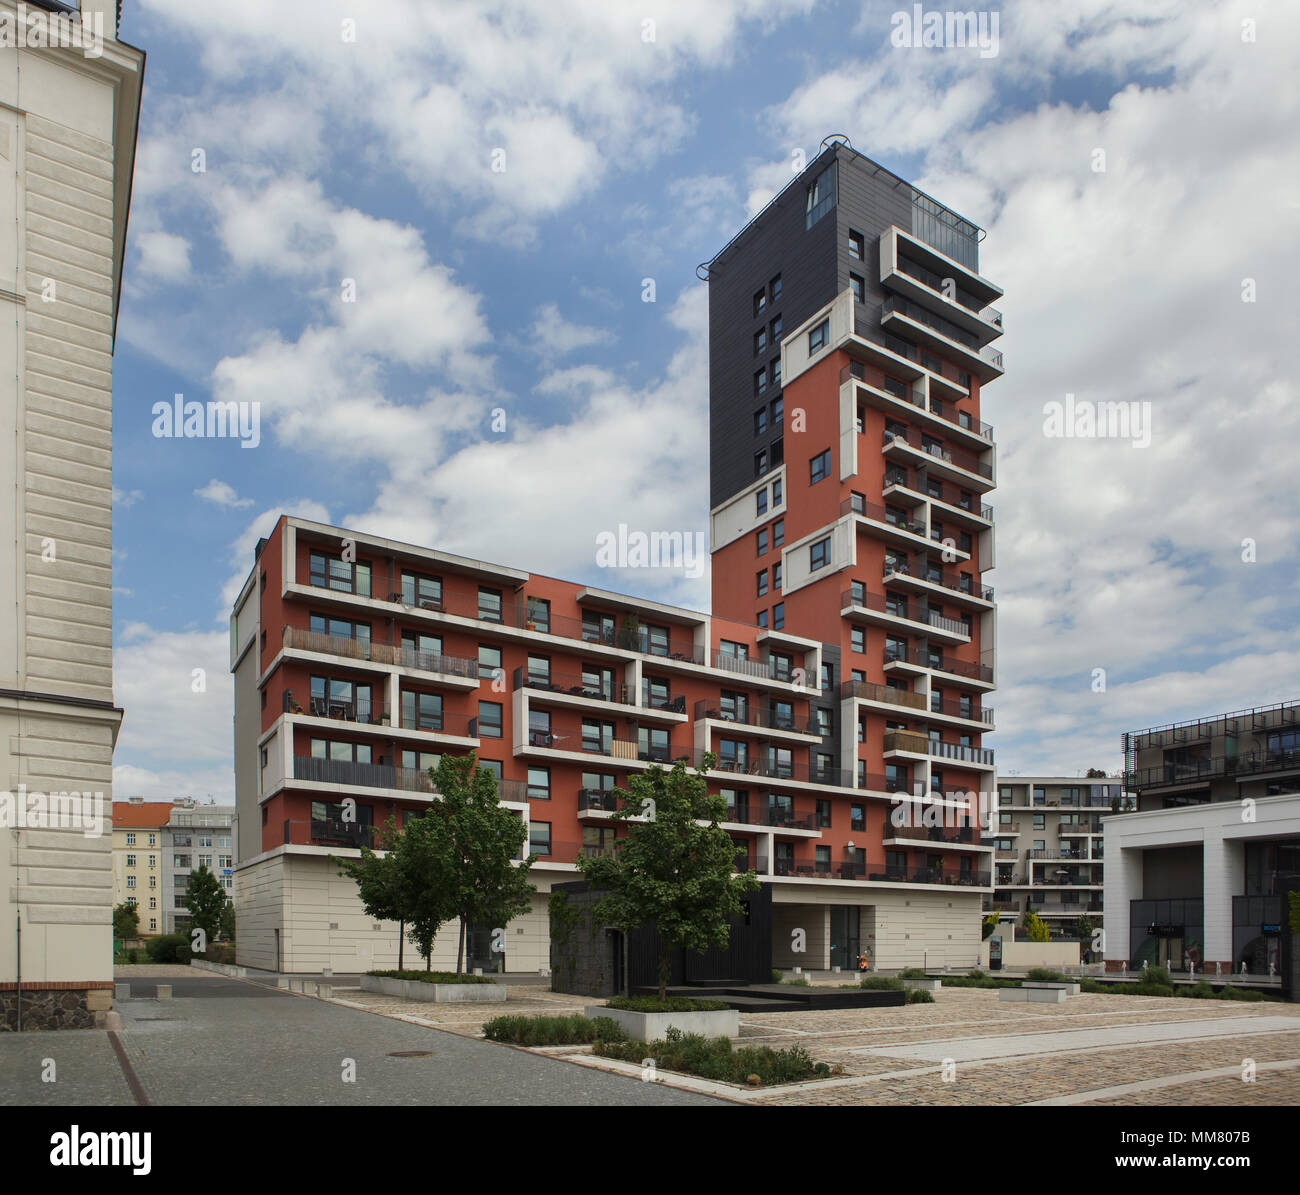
[482,1014,627,1045]
[770,969,783,983]
[1141,965,1173,987]
[906,988,935,1004]
[1080,978,1107,993]
[896,967,928,979]
[128,949,140,964]
[1218,985,1269,1002]
[1025,968,1068,983]
[966,969,988,980]
[368,970,496,985]
[1188,980,1215,999]
[605,995,728,1013]
[859,976,904,991]
[144,933,192,964]
[594,1026,830,1086]
[783,976,810,986]
[1129,982,1175,997]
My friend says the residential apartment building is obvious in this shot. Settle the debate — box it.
[163,799,235,934]
[230,143,1004,977]
[987,776,1128,932]
[111,800,172,935]
[0,2,144,1029]
[1107,698,1300,974]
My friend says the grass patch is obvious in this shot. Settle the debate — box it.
[941,970,1020,989]
[368,970,496,984]
[782,976,810,986]
[595,1026,830,1087]
[605,995,729,1013]
[482,1014,627,1045]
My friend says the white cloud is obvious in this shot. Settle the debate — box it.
[529,303,614,358]
[134,229,192,284]
[194,478,254,509]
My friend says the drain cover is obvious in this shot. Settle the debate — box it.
[387,1050,433,1058]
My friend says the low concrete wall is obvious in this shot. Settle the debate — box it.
[359,975,506,1003]
[998,986,1067,1004]
[982,938,1081,972]
[192,959,246,979]
[900,978,942,992]
[586,1005,739,1042]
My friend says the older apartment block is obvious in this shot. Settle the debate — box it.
[0,2,143,1030]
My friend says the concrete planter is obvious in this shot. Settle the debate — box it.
[900,978,942,992]
[1025,980,1081,996]
[999,986,1067,1003]
[360,975,506,1003]
[586,1005,739,1042]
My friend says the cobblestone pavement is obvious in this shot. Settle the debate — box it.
[328,981,1300,1106]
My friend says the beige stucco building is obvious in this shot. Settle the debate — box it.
[0,2,143,1030]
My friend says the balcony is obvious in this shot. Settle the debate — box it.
[282,626,479,686]
[882,823,979,847]
[882,556,994,607]
[514,666,630,708]
[283,818,380,850]
[840,494,935,549]
[577,788,621,815]
[710,650,820,694]
[887,251,1004,338]
[883,466,993,528]
[763,851,990,886]
[884,646,994,687]
[928,695,994,727]
[686,748,855,791]
[283,689,389,727]
[882,426,993,490]
[692,699,818,738]
[841,588,972,646]
[1125,746,1300,791]
[517,730,671,767]
[880,295,1004,382]
[840,678,928,712]
[291,754,439,795]
[883,730,994,769]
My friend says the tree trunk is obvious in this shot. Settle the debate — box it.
[457,917,466,975]
[398,920,404,972]
[658,943,670,1002]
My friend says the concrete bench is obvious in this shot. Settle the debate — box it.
[999,986,1067,1003]
[1024,980,1081,996]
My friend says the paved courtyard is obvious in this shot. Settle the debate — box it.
[2,970,1295,1106]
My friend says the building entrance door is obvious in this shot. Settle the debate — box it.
[830,906,861,972]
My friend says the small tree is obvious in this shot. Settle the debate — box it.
[1074,913,1099,959]
[432,754,535,975]
[1023,911,1050,943]
[580,755,759,1001]
[113,900,139,940]
[1085,767,1107,778]
[981,912,999,940]
[218,899,236,943]
[185,864,226,947]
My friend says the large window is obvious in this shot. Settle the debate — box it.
[805,161,837,229]
[529,823,552,856]
[476,701,503,738]
[400,571,441,609]
[808,319,829,353]
[810,449,830,484]
[810,537,830,571]
[477,587,503,623]
[401,690,443,731]
[310,550,370,597]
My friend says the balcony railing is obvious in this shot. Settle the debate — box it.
[577,788,620,813]
[892,255,1004,329]
[283,818,380,850]
[883,467,994,519]
[883,558,994,602]
[711,651,813,688]
[883,730,994,766]
[885,646,994,684]
[1027,849,1097,861]
[1125,747,1300,790]
[883,823,977,845]
[686,748,854,789]
[839,678,927,710]
[282,626,479,680]
[882,427,993,480]
[513,666,630,706]
[292,755,438,793]
[283,690,390,727]
[692,699,815,735]
[928,695,994,724]
[840,493,927,536]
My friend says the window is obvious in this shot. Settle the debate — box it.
[126,876,135,889]
[149,898,156,910]
[755,486,768,515]
[719,640,748,660]
[402,630,443,661]
[850,804,865,831]
[773,562,782,590]
[477,701,503,738]
[126,854,136,867]
[583,719,614,753]
[529,823,552,856]
[478,759,504,781]
[850,273,864,304]
[526,596,551,633]
[149,876,156,889]
[771,396,783,429]
[527,655,550,684]
[805,162,836,229]
[770,314,782,340]
[148,834,156,847]
[848,228,864,260]
[771,476,782,506]
[773,519,784,547]
[478,644,502,674]
[808,319,829,353]
[816,708,832,737]
[757,610,768,628]
[810,537,830,571]
[400,571,442,609]
[477,587,502,623]
[770,357,781,387]
[527,767,550,800]
[756,570,768,597]
[402,690,443,731]
[753,288,767,317]
[810,449,830,484]
[1033,813,1045,829]
[772,602,784,630]
[755,367,767,396]
[851,626,865,653]
[754,327,767,355]
[816,799,832,828]
[770,275,782,301]
[754,449,769,476]
[310,550,371,597]
[756,528,768,556]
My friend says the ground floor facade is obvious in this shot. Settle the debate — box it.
[234,847,985,976]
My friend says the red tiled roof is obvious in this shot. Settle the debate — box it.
[112,802,176,829]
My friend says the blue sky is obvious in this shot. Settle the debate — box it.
[108,0,1300,802]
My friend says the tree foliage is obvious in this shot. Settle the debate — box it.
[185,864,226,943]
[578,755,759,1000]
[113,900,139,939]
